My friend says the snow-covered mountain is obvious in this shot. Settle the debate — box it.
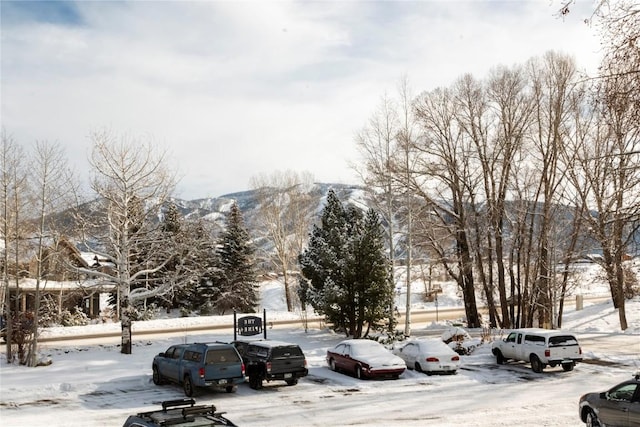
[169,182,369,232]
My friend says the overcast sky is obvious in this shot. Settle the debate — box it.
[1,0,603,200]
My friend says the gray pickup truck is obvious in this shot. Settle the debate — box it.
[152,342,245,396]
[232,339,308,389]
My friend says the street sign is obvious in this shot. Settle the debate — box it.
[237,315,263,336]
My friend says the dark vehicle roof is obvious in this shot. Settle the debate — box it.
[233,339,300,348]
[123,398,236,427]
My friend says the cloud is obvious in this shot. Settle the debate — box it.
[1,0,602,200]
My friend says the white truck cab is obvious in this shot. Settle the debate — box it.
[491,328,582,373]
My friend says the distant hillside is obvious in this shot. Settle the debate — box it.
[61,182,606,261]
[63,183,370,252]
[169,182,369,233]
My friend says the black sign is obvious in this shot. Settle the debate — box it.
[237,315,263,336]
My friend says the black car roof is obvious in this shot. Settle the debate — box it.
[234,339,299,348]
[128,399,236,427]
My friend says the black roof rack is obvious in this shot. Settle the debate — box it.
[136,399,227,426]
[161,398,195,412]
[193,341,230,345]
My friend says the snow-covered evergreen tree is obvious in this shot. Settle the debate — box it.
[347,208,393,337]
[299,189,392,338]
[214,202,258,314]
[190,219,222,314]
[138,204,219,314]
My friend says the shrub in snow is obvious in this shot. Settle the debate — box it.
[371,329,406,346]
[123,304,158,321]
[59,307,90,327]
[442,326,477,355]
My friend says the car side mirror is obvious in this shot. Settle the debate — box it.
[600,392,607,399]
[158,352,165,357]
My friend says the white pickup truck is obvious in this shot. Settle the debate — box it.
[491,328,582,373]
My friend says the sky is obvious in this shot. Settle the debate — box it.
[1,263,639,426]
[0,0,604,200]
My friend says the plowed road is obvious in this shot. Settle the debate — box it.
[34,296,611,347]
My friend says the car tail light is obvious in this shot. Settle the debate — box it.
[426,357,439,362]
[266,361,272,373]
[451,355,460,362]
[304,359,308,368]
[579,347,582,355]
[199,367,205,379]
[545,349,550,358]
[241,363,245,376]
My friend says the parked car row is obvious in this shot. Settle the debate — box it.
[143,336,464,426]
[152,336,463,398]
[152,339,309,396]
[325,337,462,380]
[145,331,638,427]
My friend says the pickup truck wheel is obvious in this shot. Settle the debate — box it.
[530,355,544,373]
[562,362,575,372]
[183,375,195,397]
[585,410,600,427]
[495,350,505,365]
[225,385,236,393]
[152,366,164,385]
[249,374,263,390]
[285,378,298,386]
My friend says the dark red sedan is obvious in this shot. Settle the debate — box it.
[326,339,406,380]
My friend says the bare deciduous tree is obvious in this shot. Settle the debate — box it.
[250,170,315,312]
[526,51,578,328]
[77,130,176,353]
[563,72,640,331]
[0,131,28,363]
[27,140,76,366]
[411,87,482,329]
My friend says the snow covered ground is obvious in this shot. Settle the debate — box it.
[1,267,639,426]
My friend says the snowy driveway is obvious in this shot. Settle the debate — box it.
[1,326,638,427]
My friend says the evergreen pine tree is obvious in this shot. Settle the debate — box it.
[299,190,349,330]
[154,202,186,309]
[214,202,258,314]
[350,208,393,337]
[191,219,222,314]
[299,190,392,338]
[162,202,181,234]
[147,204,218,314]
